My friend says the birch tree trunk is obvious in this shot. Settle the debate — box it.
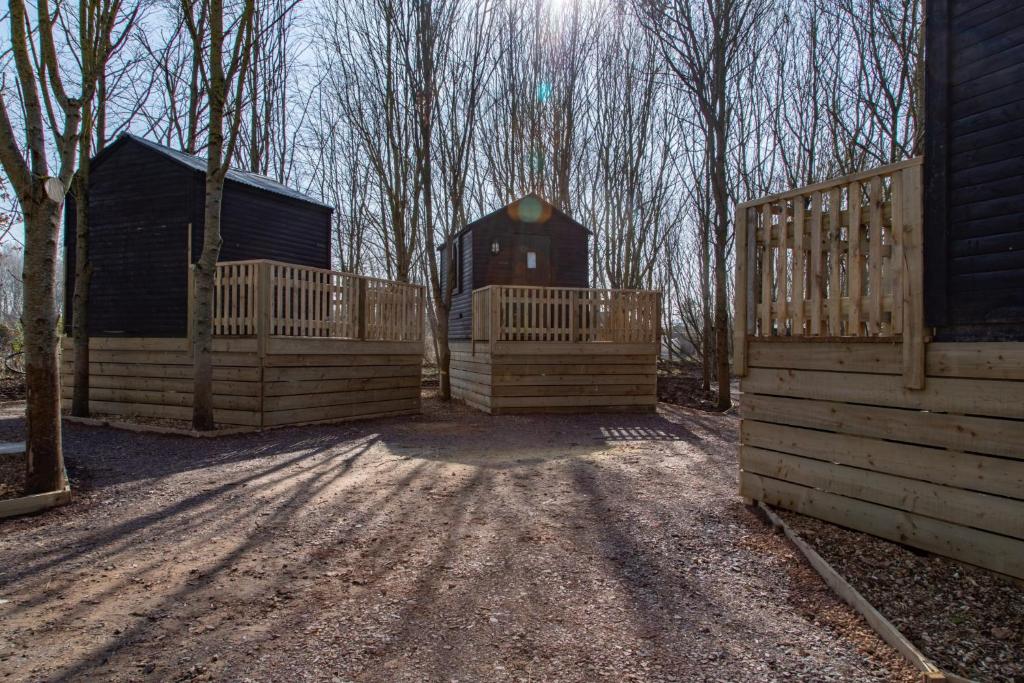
[186,0,254,430]
[22,201,65,493]
[71,102,95,418]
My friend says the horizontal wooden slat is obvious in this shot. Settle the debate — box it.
[263,354,422,368]
[740,473,1024,580]
[928,342,1024,380]
[491,342,658,356]
[450,367,492,387]
[747,341,903,374]
[491,384,655,398]
[493,362,654,374]
[63,374,259,397]
[81,350,258,367]
[741,446,1024,540]
[262,365,420,382]
[741,421,1024,500]
[265,337,422,356]
[60,336,257,353]
[62,386,258,412]
[61,361,261,382]
[491,394,656,409]
[263,376,419,398]
[262,397,419,427]
[492,373,655,387]
[742,367,1024,419]
[84,400,261,427]
[741,393,1024,460]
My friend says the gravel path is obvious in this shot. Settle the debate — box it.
[0,398,916,682]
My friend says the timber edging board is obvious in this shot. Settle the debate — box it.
[450,340,657,415]
[754,502,965,683]
[61,336,422,430]
[739,339,1024,580]
[0,486,71,519]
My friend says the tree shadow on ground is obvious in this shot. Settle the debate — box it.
[0,396,755,681]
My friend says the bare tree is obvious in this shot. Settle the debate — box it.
[71,2,140,418]
[583,9,674,290]
[419,0,496,399]
[639,0,769,411]
[183,0,256,430]
[0,0,130,492]
[318,0,421,282]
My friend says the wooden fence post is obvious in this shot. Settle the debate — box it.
[902,163,926,390]
[256,261,271,428]
[490,286,501,353]
[187,264,194,346]
[356,277,368,341]
[570,290,579,343]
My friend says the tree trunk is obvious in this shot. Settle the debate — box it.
[71,104,94,418]
[714,230,731,411]
[23,201,64,494]
[436,308,450,400]
[191,178,224,431]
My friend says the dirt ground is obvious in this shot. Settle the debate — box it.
[0,397,917,682]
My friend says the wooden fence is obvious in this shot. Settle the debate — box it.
[733,157,925,388]
[471,285,660,345]
[200,260,424,342]
[733,158,1024,580]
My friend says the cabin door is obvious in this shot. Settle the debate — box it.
[513,235,551,286]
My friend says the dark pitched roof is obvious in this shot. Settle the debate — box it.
[439,193,591,250]
[96,134,333,210]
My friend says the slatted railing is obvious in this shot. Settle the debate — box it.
[200,260,425,342]
[472,285,660,344]
[733,157,925,387]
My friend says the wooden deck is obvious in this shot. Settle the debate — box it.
[63,261,425,428]
[453,285,660,414]
[733,160,1024,580]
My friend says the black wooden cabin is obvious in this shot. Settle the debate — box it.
[440,194,590,339]
[924,0,1024,341]
[63,134,332,337]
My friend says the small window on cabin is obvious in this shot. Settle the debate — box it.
[527,251,537,269]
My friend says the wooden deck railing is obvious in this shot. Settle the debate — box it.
[733,157,925,387]
[472,285,661,345]
[196,259,425,342]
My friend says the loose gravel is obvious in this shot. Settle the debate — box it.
[0,397,916,682]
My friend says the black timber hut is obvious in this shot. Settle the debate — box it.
[924,0,1024,341]
[440,194,590,339]
[63,134,332,337]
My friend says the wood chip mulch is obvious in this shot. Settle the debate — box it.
[0,452,24,501]
[778,510,1024,683]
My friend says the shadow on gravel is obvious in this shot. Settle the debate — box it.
[4,432,376,590]
[28,435,385,682]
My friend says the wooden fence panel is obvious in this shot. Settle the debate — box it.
[203,260,423,342]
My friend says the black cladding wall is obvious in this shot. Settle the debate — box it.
[64,137,331,337]
[441,196,590,340]
[925,0,1024,340]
